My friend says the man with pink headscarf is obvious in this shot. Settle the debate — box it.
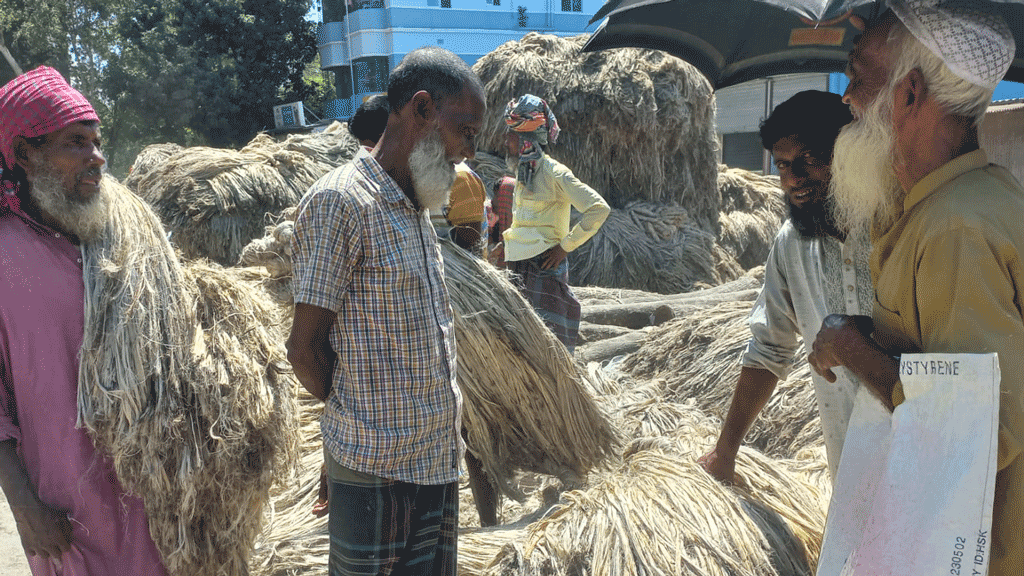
[0,66,167,575]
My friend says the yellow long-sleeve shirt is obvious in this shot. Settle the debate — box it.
[502,155,609,262]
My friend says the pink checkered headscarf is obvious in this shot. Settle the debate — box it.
[0,66,99,212]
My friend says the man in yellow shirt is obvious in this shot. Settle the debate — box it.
[808,2,1022,573]
[494,94,610,351]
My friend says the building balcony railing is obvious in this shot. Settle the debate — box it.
[319,41,350,69]
[318,22,350,68]
[324,98,354,120]
[317,21,347,46]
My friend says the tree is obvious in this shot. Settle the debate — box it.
[107,0,318,149]
[0,0,319,174]
[298,52,336,121]
[0,1,131,167]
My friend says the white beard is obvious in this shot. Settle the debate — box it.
[830,85,904,238]
[408,128,455,212]
[29,164,110,243]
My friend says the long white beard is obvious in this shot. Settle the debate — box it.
[29,165,110,243]
[408,128,456,212]
[830,86,904,238]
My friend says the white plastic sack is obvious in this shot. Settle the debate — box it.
[816,353,1000,576]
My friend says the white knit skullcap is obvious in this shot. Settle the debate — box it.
[888,0,1015,90]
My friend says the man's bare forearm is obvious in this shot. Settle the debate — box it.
[716,366,780,453]
[0,440,35,509]
[290,346,336,402]
[839,342,900,411]
[287,303,340,403]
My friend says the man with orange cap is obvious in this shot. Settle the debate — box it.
[0,66,167,575]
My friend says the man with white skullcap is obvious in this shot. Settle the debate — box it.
[0,66,168,575]
[807,2,1023,573]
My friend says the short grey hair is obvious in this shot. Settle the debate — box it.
[887,18,993,123]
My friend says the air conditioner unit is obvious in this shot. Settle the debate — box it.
[273,101,306,128]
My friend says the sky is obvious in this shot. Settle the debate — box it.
[993,81,1024,102]
[830,73,1024,103]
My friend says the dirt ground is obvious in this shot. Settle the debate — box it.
[0,493,31,575]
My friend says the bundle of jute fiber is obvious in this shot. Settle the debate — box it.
[239,121,360,172]
[77,178,298,576]
[586,362,829,571]
[717,165,787,270]
[467,150,513,196]
[619,407,829,567]
[439,237,620,496]
[635,405,827,557]
[569,200,728,294]
[250,389,327,576]
[237,207,298,278]
[123,142,184,191]
[132,126,360,266]
[473,33,719,227]
[479,445,812,576]
[622,298,823,459]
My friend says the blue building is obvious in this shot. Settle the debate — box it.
[316,0,602,118]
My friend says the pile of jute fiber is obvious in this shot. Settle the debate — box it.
[717,165,788,270]
[130,122,360,265]
[622,297,822,459]
[473,33,718,227]
[439,237,620,494]
[77,178,298,576]
[123,142,183,190]
[470,392,829,576]
[568,200,728,294]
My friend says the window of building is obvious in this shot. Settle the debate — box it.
[561,0,581,11]
[441,0,451,7]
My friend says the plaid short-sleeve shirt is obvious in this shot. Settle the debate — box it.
[291,152,463,485]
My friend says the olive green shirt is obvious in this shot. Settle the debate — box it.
[871,150,1023,574]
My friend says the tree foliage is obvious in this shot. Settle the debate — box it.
[0,0,319,173]
[108,0,318,149]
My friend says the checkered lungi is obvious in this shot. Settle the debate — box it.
[509,253,581,352]
[327,463,458,576]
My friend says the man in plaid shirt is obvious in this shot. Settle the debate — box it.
[287,47,485,575]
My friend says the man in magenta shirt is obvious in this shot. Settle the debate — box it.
[0,67,166,575]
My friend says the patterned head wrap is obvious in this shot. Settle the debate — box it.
[889,0,1015,90]
[0,66,99,213]
[504,94,561,188]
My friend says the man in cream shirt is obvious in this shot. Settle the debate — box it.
[494,94,609,352]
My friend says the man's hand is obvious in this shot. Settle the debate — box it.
[312,463,329,518]
[809,314,899,411]
[488,242,505,267]
[698,447,738,485]
[540,245,568,270]
[10,497,72,559]
[808,314,874,382]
